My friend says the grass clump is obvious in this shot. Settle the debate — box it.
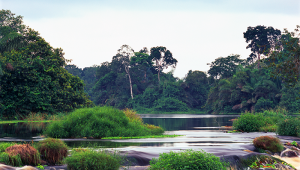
[253,136,284,153]
[65,149,125,170]
[277,117,300,137]
[4,144,41,166]
[149,149,229,170]
[36,138,68,165]
[45,106,164,138]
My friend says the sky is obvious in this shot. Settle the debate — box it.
[1,0,300,78]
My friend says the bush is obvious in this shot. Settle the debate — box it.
[255,98,275,112]
[36,138,68,165]
[233,113,265,132]
[65,149,122,170]
[149,149,229,170]
[277,118,300,137]
[154,97,189,112]
[253,136,284,153]
[45,106,164,138]
[5,144,40,166]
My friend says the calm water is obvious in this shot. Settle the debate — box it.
[0,114,238,139]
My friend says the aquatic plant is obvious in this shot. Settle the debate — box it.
[36,138,68,165]
[253,136,284,153]
[149,149,229,170]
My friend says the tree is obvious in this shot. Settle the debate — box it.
[0,12,93,118]
[208,54,245,79]
[267,25,300,87]
[150,46,177,84]
[117,44,135,99]
[184,70,209,109]
[244,25,281,68]
[0,10,29,54]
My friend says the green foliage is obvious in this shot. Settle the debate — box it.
[0,142,15,152]
[253,136,284,153]
[233,113,265,132]
[243,25,281,66]
[208,54,245,79]
[205,65,281,114]
[267,25,300,87]
[291,141,298,146]
[45,106,164,138]
[154,97,189,112]
[65,149,125,170]
[255,97,275,112]
[233,109,287,132]
[0,10,94,119]
[184,70,209,109]
[149,149,229,170]
[277,117,300,137]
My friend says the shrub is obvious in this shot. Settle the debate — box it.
[255,98,275,112]
[149,149,229,170]
[65,149,122,170]
[45,106,164,138]
[154,97,189,112]
[5,144,40,166]
[253,136,284,153]
[277,118,300,137]
[123,108,143,123]
[36,138,68,165]
[144,124,164,135]
[233,113,265,132]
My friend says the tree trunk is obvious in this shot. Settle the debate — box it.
[257,53,260,69]
[125,66,133,99]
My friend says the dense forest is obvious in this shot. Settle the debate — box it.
[1,10,300,118]
[65,25,300,114]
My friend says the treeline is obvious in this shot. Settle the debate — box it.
[65,46,209,113]
[66,25,300,114]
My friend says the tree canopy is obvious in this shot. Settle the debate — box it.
[0,10,93,119]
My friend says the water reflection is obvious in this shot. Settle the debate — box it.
[0,122,47,138]
[142,115,238,131]
[0,114,240,148]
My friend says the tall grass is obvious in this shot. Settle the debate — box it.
[45,106,164,138]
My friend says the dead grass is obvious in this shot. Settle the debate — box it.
[5,144,40,166]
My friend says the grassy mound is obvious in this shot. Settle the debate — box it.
[36,138,68,165]
[45,106,164,138]
[65,149,125,170]
[253,136,284,153]
[149,149,229,170]
[233,109,287,132]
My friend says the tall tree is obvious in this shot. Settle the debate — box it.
[268,25,300,87]
[208,54,245,79]
[150,46,177,84]
[117,44,135,99]
[244,25,281,68]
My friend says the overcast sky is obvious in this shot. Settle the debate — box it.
[1,0,299,78]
